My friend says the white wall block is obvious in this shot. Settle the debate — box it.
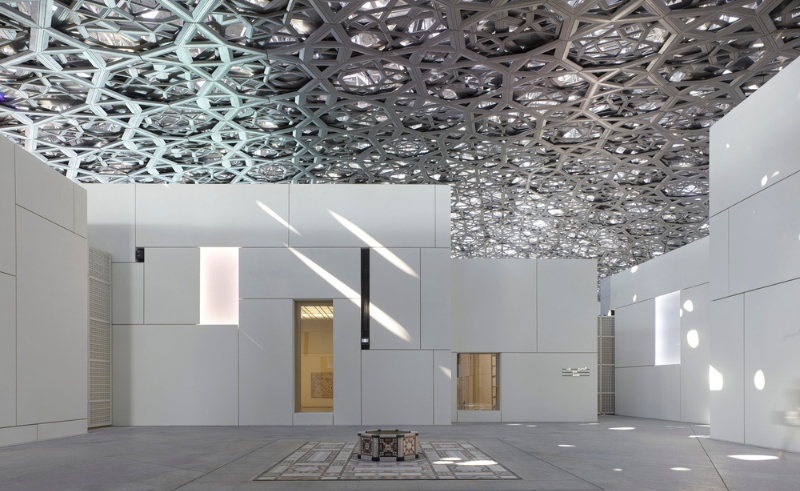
[0,426,37,447]
[144,248,200,325]
[435,185,451,248]
[37,420,87,441]
[112,263,144,325]
[614,299,655,368]
[710,56,800,216]
[113,325,238,425]
[14,146,74,231]
[615,366,681,421]
[82,184,136,262]
[369,248,420,350]
[451,352,458,423]
[240,247,360,300]
[362,350,434,425]
[0,137,14,276]
[501,353,597,422]
[433,350,452,425]
[136,184,290,247]
[709,295,745,444]
[452,259,537,353]
[655,291,681,366]
[288,184,436,248]
[0,273,15,428]
[333,299,362,426]
[457,411,502,423]
[728,173,800,295]
[680,284,710,424]
[709,212,729,301]
[16,208,87,425]
[421,249,452,350]
[73,185,87,238]
[537,259,597,353]
[238,300,294,425]
[293,413,333,425]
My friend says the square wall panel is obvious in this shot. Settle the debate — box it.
[435,186,451,248]
[112,263,144,325]
[433,350,452,425]
[369,248,420,350]
[615,366,680,421]
[16,208,87,425]
[73,185,87,238]
[680,284,710,424]
[709,295,744,444]
[333,299,361,425]
[0,137,14,276]
[537,259,597,353]
[15,146,74,231]
[288,184,436,248]
[82,184,136,263]
[144,248,200,325]
[0,273,15,427]
[362,350,434,425]
[614,299,655,368]
[421,248,452,350]
[709,212,729,301]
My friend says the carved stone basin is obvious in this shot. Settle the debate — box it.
[357,429,419,462]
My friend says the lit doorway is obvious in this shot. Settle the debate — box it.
[295,302,334,413]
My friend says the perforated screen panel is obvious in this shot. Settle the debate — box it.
[88,247,112,428]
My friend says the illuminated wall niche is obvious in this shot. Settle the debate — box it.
[457,353,498,410]
[295,302,334,413]
[655,291,680,366]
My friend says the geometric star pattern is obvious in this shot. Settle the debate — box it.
[1,0,799,276]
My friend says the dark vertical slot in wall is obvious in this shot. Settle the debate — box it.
[361,248,370,350]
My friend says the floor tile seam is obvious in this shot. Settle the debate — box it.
[690,426,731,491]
[169,439,282,491]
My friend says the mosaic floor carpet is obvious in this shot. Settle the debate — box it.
[255,441,521,481]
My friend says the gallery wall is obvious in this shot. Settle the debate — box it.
[608,238,710,423]
[0,136,88,447]
[709,56,800,450]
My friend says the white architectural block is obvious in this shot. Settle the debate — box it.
[680,284,710,424]
[709,295,745,444]
[501,353,597,422]
[73,185,87,238]
[14,146,74,231]
[0,426,37,447]
[537,259,597,353]
[457,411,501,423]
[362,350,434,425]
[0,138,14,276]
[435,186,451,247]
[37,420,87,441]
[16,208,87,425]
[288,184,436,248]
[238,300,294,425]
[240,247,360,300]
[710,56,800,216]
[144,248,200,325]
[615,366,681,421]
[452,259,537,353]
[614,299,655,368]
[421,249,452,350]
[451,352,458,423]
[136,184,290,247]
[199,247,239,325]
[333,298,362,425]
[293,413,333,425]
[369,248,420,350]
[709,212,729,301]
[112,263,144,325]
[113,325,238,425]
[433,350,451,425]
[82,184,136,262]
[0,273,15,428]
[728,173,800,295]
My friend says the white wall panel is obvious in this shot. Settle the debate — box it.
[82,184,136,262]
[112,263,144,325]
[537,259,597,353]
[240,247,360,300]
[144,248,200,325]
[113,325,238,425]
[333,298,361,425]
[238,300,293,425]
[0,273,15,428]
[451,352,458,423]
[433,350,452,425]
[743,279,800,452]
[680,284,710,424]
[709,295,745,443]
[421,248,452,350]
[457,411,501,423]
[501,353,597,422]
[615,366,681,421]
[709,212,729,301]
[0,426,37,447]
[435,186,451,248]
[0,137,14,276]
[37,420,86,441]
[73,185,87,238]
[369,248,420,350]
[288,185,436,248]
[728,173,800,295]
[452,259,537,353]
[136,184,290,247]
[362,350,434,425]
[293,413,333,425]
[614,299,655,368]
[16,208,87,425]
[710,56,800,216]
[14,146,74,231]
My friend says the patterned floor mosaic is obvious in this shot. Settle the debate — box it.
[255,441,521,481]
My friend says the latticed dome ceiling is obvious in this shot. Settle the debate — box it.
[1,0,799,276]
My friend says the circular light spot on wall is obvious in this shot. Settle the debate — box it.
[687,330,699,349]
[754,370,766,391]
[726,143,730,149]
[709,365,724,391]
[631,265,638,273]
[683,300,694,312]
[761,175,768,187]
[633,294,637,302]
[609,427,635,431]
[671,467,691,471]
[729,454,779,461]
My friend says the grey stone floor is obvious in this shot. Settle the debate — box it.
[0,416,798,490]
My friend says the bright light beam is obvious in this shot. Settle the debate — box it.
[257,200,300,235]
